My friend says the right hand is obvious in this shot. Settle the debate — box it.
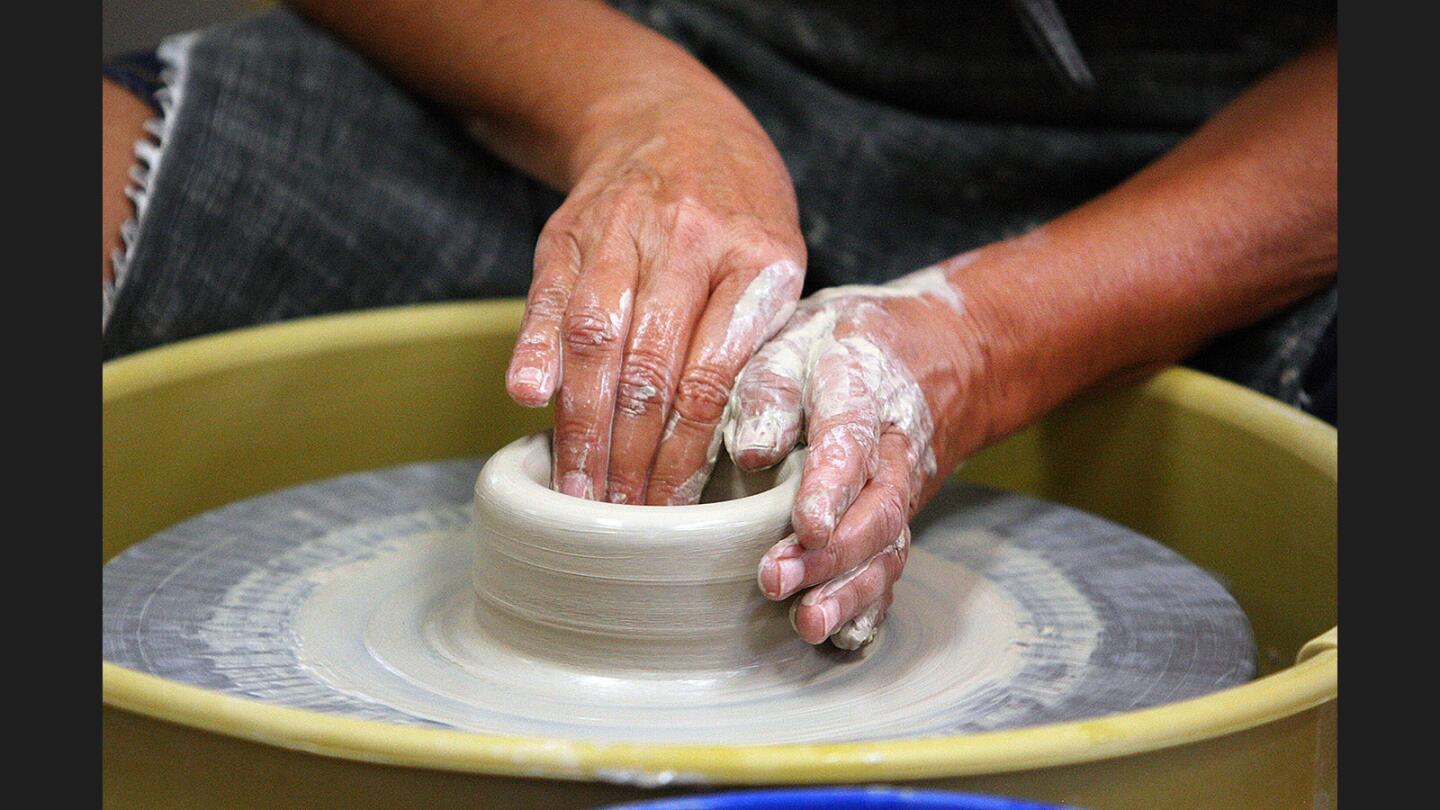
[504,95,806,506]
[722,266,991,650]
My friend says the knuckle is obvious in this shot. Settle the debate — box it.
[644,471,695,505]
[534,225,582,272]
[725,232,801,277]
[615,350,672,417]
[562,306,624,355]
[605,184,652,221]
[663,199,721,253]
[877,486,910,533]
[552,420,604,463]
[817,539,846,570]
[809,422,871,465]
[644,472,679,495]
[738,372,803,414]
[809,540,844,575]
[603,470,647,503]
[526,283,570,326]
[672,364,734,426]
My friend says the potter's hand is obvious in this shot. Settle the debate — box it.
[305,0,810,504]
[294,0,806,503]
[505,106,805,505]
[723,268,987,649]
[717,38,1340,650]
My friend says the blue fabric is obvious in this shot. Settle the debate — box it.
[602,787,1072,809]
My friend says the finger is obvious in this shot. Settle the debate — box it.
[722,304,826,472]
[757,430,914,599]
[790,526,909,645]
[831,590,895,651]
[550,239,638,499]
[603,262,710,505]
[790,336,881,548]
[506,229,582,408]
[646,259,803,505]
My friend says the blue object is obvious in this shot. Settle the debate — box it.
[601,787,1075,810]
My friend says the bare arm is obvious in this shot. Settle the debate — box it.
[287,0,757,191]
[726,41,1338,647]
[960,39,1338,450]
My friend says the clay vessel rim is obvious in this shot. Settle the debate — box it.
[473,433,806,529]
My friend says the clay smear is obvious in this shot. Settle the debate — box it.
[659,260,804,506]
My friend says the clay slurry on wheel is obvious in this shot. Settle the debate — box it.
[101,457,1255,744]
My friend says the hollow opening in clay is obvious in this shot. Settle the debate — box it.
[696,449,785,504]
[472,433,807,673]
[519,438,784,505]
[108,453,1260,740]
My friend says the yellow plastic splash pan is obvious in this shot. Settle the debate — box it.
[103,300,1336,809]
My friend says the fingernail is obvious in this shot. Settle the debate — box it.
[511,366,547,392]
[787,597,836,643]
[558,471,592,499]
[815,599,842,638]
[730,422,772,455]
[757,556,777,595]
[774,557,805,598]
[760,554,805,599]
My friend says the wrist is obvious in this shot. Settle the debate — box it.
[933,238,1100,453]
[565,78,773,188]
[874,272,1011,480]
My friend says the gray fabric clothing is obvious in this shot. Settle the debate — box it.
[102,2,1336,417]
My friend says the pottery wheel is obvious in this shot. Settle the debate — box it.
[103,458,1254,744]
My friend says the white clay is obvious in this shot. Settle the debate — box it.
[722,267,968,644]
[473,432,806,670]
[104,456,1255,745]
[654,259,804,506]
[725,260,804,352]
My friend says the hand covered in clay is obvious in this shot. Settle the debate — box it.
[505,103,805,505]
[723,267,987,649]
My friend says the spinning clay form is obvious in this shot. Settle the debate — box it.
[103,434,1256,744]
[471,433,807,672]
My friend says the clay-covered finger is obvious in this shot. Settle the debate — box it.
[722,304,824,471]
[550,242,638,499]
[506,230,581,408]
[646,259,803,505]
[823,429,917,564]
[603,265,709,504]
[790,526,910,645]
[831,590,895,651]
[757,431,914,599]
[790,337,881,548]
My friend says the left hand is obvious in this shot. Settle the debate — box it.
[503,101,806,506]
[722,266,992,649]
[719,37,1341,649]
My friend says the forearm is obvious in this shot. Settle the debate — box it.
[952,41,1337,447]
[287,0,761,190]
[724,39,1335,652]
